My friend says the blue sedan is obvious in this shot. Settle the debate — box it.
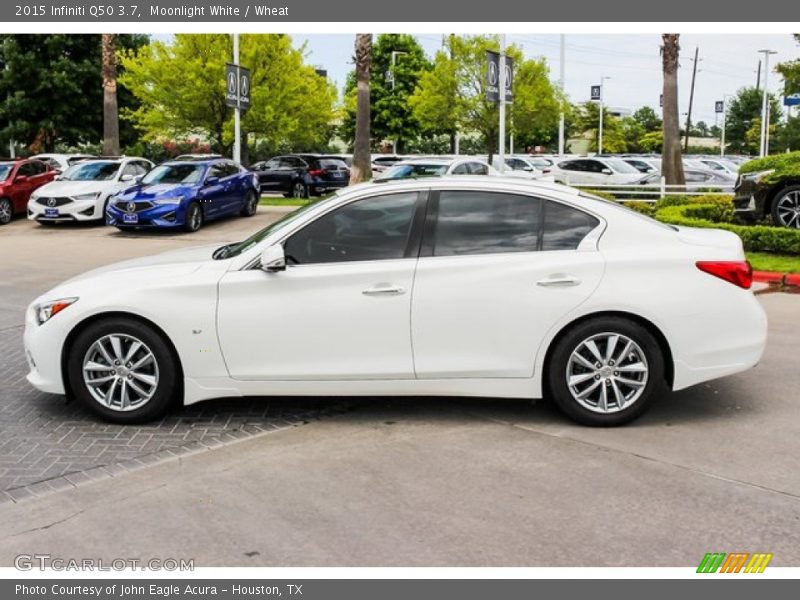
[106,158,260,232]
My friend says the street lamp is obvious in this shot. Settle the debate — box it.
[389,50,408,91]
[719,94,733,158]
[598,76,611,156]
[758,49,777,157]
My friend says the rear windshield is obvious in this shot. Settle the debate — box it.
[317,159,348,169]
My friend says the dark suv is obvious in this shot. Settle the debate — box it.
[734,161,800,228]
[251,154,350,198]
[0,158,56,225]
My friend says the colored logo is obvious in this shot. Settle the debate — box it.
[697,552,772,573]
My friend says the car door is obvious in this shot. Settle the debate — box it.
[411,189,605,379]
[582,159,611,185]
[199,163,227,219]
[555,160,587,184]
[218,161,243,214]
[256,158,282,191]
[216,190,426,381]
[11,162,38,212]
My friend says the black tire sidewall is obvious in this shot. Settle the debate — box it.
[242,190,258,216]
[66,318,179,424]
[0,198,12,224]
[292,181,308,199]
[547,317,664,427]
[184,202,202,232]
[771,185,800,228]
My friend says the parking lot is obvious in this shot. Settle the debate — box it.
[0,209,799,566]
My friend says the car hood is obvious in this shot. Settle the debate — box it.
[119,183,195,201]
[34,180,116,196]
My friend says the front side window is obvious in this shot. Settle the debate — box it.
[433,191,541,257]
[0,164,14,182]
[284,192,418,264]
[541,201,600,251]
[469,163,489,175]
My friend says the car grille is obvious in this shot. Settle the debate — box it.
[114,200,154,213]
[36,197,72,207]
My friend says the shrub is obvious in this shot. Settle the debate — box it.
[738,151,800,183]
[621,201,655,216]
[584,189,617,202]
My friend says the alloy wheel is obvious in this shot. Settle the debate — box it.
[775,191,800,229]
[292,182,307,198]
[82,333,160,411]
[565,332,649,414]
[0,199,11,224]
[188,204,202,230]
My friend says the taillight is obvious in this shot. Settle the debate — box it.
[696,261,753,289]
[308,169,324,177]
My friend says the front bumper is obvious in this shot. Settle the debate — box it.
[24,305,69,395]
[732,179,767,218]
[106,203,184,229]
[28,198,102,222]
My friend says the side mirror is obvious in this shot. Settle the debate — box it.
[205,176,219,186]
[120,173,134,182]
[134,175,144,183]
[260,245,286,272]
[601,168,613,175]
[523,166,534,172]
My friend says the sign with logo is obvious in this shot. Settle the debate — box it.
[486,50,513,103]
[715,100,725,113]
[784,93,800,107]
[591,85,602,101]
[225,63,251,111]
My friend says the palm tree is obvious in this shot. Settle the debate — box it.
[350,34,372,184]
[661,34,685,186]
[101,33,120,156]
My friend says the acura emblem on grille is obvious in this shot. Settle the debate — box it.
[47,198,56,207]
[127,202,136,213]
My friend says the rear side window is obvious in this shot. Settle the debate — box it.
[433,191,541,257]
[542,201,600,251]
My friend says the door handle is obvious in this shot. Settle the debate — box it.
[362,285,406,296]
[536,275,581,287]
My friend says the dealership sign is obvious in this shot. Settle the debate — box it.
[486,50,513,103]
[591,85,601,101]
[715,100,725,113]
[225,63,251,110]
[784,93,800,107]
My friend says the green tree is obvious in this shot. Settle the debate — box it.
[0,34,147,152]
[776,34,800,97]
[632,105,662,132]
[341,34,430,152]
[574,101,627,153]
[723,87,782,154]
[409,34,560,160]
[119,34,335,159]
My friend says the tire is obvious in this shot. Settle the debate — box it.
[66,317,180,424]
[291,181,308,199]
[770,185,800,229]
[0,198,12,225]
[183,201,203,233]
[240,190,258,216]
[546,316,664,426]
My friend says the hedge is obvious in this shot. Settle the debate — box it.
[738,151,800,184]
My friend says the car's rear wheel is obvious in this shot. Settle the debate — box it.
[66,317,180,424]
[241,190,258,216]
[0,198,12,225]
[771,185,800,229]
[184,201,203,232]
[291,181,308,199]
[546,317,664,426]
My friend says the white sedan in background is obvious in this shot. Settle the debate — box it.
[28,157,153,224]
[551,157,647,186]
[24,177,766,426]
[375,157,497,180]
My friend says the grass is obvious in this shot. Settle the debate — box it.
[259,197,312,207]
[747,252,800,274]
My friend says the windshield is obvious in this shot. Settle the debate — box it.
[62,161,120,181]
[0,164,13,182]
[142,164,205,185]
[378,163,448,180]
[603,159,641,174]
[216,197,333,259]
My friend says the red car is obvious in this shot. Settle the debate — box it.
[0,158,56,225]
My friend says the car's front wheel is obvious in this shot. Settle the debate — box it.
[290,181,308,199]
[66,317,180,424]
[546,317,664,426]
[183,201,203,232]
[771,185,800,229]
[0,198,12,225]
[241,190,258,216]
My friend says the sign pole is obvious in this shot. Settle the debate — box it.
[233,33,241,164]
[721,101,727,157]
[558,34,565,157]
[498,34,506,173]
[598,82,604,156]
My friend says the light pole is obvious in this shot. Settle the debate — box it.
[558,34,566,156]
[758,49,777,157]
[598,76,610,155]
[498,34,507,173]
[233,33,241,164]
[389,50,408,91]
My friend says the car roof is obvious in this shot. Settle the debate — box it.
[368,174,581,195]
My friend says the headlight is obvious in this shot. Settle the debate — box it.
[35,298,78,325]
[153,196,183,205]
[742,169,774,183]
[74,192,100,202]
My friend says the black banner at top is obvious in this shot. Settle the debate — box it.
[1,0,795,22]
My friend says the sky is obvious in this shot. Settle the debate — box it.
[289,33,800,126]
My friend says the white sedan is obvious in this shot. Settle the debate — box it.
[550,157,647,186]
[24,177,767,426]
[28,158,153,224]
